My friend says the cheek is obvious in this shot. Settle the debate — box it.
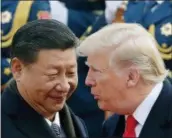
[27,79,56,100]
[97,77,113,97]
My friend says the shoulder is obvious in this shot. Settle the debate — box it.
[159,79,172,115]
[1,109,26,138]
[162,79,172,95]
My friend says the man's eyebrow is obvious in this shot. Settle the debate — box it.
[66,64,77,68]
[47,64,61,69]
[47,64,77,69]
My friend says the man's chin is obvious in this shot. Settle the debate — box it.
[55,103,65,110]
[97,102,104,110]
[97,101,108,111]
[48,103,65,113]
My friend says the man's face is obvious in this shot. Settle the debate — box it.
[85,50,129,113]
[17,49,78,115]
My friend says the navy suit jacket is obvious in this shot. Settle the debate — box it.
[2,80,88,138]
[102,79,172,138]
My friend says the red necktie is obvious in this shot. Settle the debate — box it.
[123,115,137,138]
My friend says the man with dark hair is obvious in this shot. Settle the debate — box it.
[1,19,88,138]
[1,1,51,92]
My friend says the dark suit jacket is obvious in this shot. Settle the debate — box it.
[1,80,88,138]
[102,79,172,138]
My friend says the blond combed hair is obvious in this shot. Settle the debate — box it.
[77,23,168,84]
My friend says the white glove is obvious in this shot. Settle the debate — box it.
[105,1,123,24]
[50,1,68,25]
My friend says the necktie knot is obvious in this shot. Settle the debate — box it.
[123,115,138,138]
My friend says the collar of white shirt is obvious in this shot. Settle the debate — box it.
[45,112,61,127]
[133,82,163,126]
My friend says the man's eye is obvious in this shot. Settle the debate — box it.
[92,68,101,73]
[66,72,76,77]
[48,74,57,80]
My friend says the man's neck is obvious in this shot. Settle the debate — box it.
[47,115,56,122]
[131,82,156,113]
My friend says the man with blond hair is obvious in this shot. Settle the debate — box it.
[77,23,172,138]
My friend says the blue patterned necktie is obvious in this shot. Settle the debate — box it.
[51,123,61,138]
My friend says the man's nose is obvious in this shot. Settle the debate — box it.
[55,77,70,92]
[85,71,96,87]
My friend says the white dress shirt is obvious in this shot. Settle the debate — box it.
[132,82,163,137]
[45,112,61,127]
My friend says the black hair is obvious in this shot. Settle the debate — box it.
[11,19,79,64]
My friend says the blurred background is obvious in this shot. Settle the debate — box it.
[1,0,172,137]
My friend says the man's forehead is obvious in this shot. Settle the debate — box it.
[48,62,77,68]
[86,53,110,68]
[35,49,77,68]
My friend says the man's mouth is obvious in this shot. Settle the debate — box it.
[49,96,64,103]
[93,95,100,100]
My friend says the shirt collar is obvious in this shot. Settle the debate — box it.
[45,112,61,127]
[133,82,163,126]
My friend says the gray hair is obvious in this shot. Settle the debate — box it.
[77,23,168,84]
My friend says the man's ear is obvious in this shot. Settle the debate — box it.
[127,67,140,87]
[11,57,23,81]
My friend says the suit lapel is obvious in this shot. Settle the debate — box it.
[103,115,125,137]
[69,108,88,137]
[113,115,125,137]
[59,104,76,137]
[59,104,88,137]
[139,79,172,138]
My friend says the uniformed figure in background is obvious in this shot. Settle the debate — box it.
[50,0,105,37]
[81,0,172,80]
[1,58,12,91]
[1,1,51,91]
